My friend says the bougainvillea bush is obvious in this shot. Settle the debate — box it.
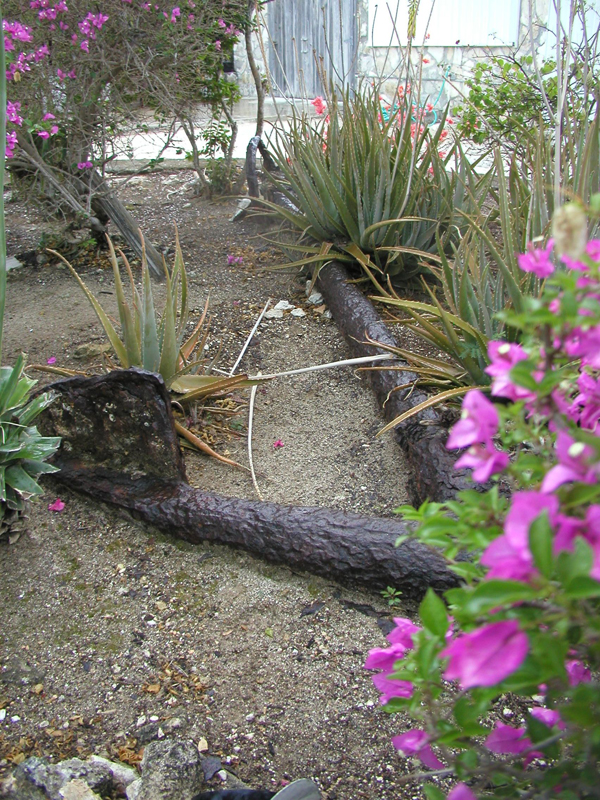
[3,0,246,191]
[365,202,600,798]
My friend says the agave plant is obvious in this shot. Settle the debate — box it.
[49,231,257,467]
[261,83,489,286]
[0,355,61,537]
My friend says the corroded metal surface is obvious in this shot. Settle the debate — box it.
[317,261,471,504]
[40,370,459,596]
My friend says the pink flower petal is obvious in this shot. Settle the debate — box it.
[448,784,478,800]
[48,498,65,512]
[485,723,531,754]
[441,620,528,689]
[364,642,408,672]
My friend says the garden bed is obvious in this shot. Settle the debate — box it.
[1,170,457,799]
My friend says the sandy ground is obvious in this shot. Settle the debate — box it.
[0,171,439,800]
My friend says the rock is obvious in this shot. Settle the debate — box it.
[264,309,284,319]
[126,778,142,800]
[87,756,138,791]
[273,300,295,311]
[3,756,111,800]
[229,198,252,221]
[59,779,101,800]
[135,739,203,800]
[6,256,23,271]
[218,770,252,791]
[290,308,306,317]
[163,717,184,733]
[307,291,323,305]
[1,655,45,686]
[72,342,112,360]
[199,755,222,781]
[136,721,162,744]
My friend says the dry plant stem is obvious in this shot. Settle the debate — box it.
[16,134,88,216]
[173,419,246,469]
[247,382,263,501]
[229,297,272,376]
[255,352,396,381]
[527,0,557,125]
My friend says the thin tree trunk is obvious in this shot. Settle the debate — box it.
[246,0,265,138]
[13,135,165,279]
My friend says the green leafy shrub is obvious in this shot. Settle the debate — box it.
[454,53,598,153]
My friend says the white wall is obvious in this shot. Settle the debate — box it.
[368,0,522,48]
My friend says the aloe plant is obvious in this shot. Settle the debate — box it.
[50,230,209,387]
[0,355,60,527]
[262,83,489,285]
[50,231,257,467]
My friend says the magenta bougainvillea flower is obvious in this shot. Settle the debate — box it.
[6,101,23,125]
[481,492,559,581]
[554,506,600,579]
[447,784,477,800]
[586,239,600,261]
[484,723,531,754]
[391,730,444,769]
[565,324,600,369]
[46,356,57,365]
[566,658,592,686]
[454,443,509,483]
[386,617,421,648]
[364,642,409,673]
[272,439,283,449]
[570,372,600,432]
[517,239,555,278]
[446,390,499,450]
[530,707,566,730]
[48,498,65,512]
[485,341,537,402]
[541,431,599,493]
[371,672,413,704]
[440,620,528,689]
